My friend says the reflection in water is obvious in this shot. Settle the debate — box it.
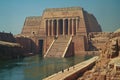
[0,54,93,80]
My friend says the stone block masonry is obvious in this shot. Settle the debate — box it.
[17,6,102,57]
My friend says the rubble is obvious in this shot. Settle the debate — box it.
[78,32,120,80]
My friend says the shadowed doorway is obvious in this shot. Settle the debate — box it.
[39,40,43,56]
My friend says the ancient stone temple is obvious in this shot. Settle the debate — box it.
[16,7,102,57]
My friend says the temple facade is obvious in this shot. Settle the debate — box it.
[17,7,102,57]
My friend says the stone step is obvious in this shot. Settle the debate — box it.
[45,36,71,58]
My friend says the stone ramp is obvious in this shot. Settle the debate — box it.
[43,56,99,80]
[44,36,72,58]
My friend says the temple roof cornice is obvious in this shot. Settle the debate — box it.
[44,7,83,12]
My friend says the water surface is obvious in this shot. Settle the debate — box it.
[0,54,93,80]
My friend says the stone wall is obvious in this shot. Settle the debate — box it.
[43,7,83,18]
[22,7,101,37]
[72,36,87,55]
[20,7,102,57]
[88,32,111,51]
[21,16,42,36]
[0,40,24,60]
[43,7,88,36]
[16,36,37,54]
[64,42,74,57]
[0,32,16,42]
[0,32,25,59]
[44,36,54,54]
[84,12,102,33]
[0,43,23,60]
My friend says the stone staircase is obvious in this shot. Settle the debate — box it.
[44,36,72,58]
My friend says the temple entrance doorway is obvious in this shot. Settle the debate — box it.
[39,40,43,56]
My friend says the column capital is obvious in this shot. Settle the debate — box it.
[72,17,75,19]
[44,19,47,20]
[63,18,66,20]
[67,18,71,20]
[76,18,79,21]
[76,17,79,19]
[47,19,50,22]
[51,19,54,21]
[55,18,59,21]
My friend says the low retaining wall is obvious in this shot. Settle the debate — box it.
[43,56,99,80]
[0,41,23,60]
[64,61,95,80]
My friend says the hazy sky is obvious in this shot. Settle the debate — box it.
[0,0,120,34]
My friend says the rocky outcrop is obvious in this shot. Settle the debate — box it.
[0,32,25,60]
[114,28,120,33]
[0,41,23,60]
[78,34,120,80]
[0,32,16,42]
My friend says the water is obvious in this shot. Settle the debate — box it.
[0,54,93,80]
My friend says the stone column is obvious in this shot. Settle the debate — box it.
[68,18,70,35]
[47,19,50,36]
[45,19,48,36]
[56,19,59,36]
[45,20,47,36]
[72,18,74,36]
[51,19,54,36]
[63,19,65,35]
[76,18,79,34]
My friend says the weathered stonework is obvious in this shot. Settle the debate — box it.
[0,32,24,60]
[21,16,42,36]
[78,32,120,80]
[16,7,102,57]
[0,32,16,42]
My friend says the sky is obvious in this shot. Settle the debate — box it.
[0,0,120,34]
